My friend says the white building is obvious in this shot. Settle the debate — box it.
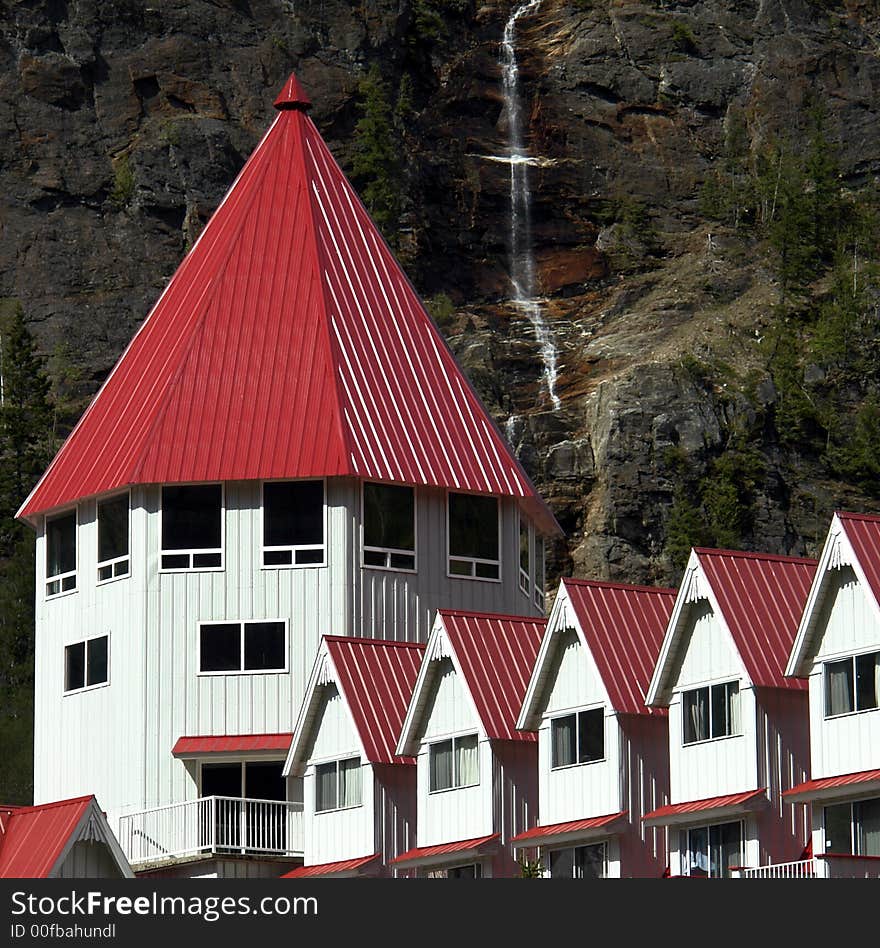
[393,610,545,877]
[645,548,814,877]
[18,73,558,877]
[282,636,424,878]
[782,512,880,878]
[515,578,674,877]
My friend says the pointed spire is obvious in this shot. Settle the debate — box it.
[274,72,312,111]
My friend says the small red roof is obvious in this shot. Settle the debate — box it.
[439,610,546,742]
[171,733,293,757]
[563,579,676,715]
[325,637,425,765]
[511,812,628,844]
[19,73,557,537]
[274,73,311,110]
[643,788,767,826]
[391,832,500,866]
[695,549,816,691]
[0,796,93,878]
[282,854,380,878]
[783,768,880,803]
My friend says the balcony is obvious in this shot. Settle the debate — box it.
[117,796,303,868]
[734,854,880,879]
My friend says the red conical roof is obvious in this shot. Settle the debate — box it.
[20,76,558,534]
[274,72,311,110]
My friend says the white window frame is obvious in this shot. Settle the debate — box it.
[427,732,480,793]
[446,491,501,583]
[682,820,744,878]
[824,796,880,857]
[548,841,607,879]
[260,478,327,570]
[63,633,110,695]
[96,490,131,585]
[197,619,289,676]
[519,516,531,597]
[680,679,741,746]
[549,705,606,770]
[45,506,78,599]
[361,481,417,573]
[534,534,545,611]
[159,483,225,573]
[313,755,363,814]
[823,649,880,719]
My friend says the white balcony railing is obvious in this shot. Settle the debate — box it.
[736,854,880,879]
[118,796,303,867]
[735,859,820,879]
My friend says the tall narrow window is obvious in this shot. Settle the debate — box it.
[550,708,604,768]
[682,681,739,744]
[199,620,287,673]
[262,480,324,566]
[97,493,130,582]
[825,652,880,717]
[519,518,530,596]
[448,493,499,580]
[534,535,545,610]
[161,485,222,570]
[46,510,77,597]
[315,757,362,812]
[64,635,109,693]
[429,734,479,791]
[363,482,415,570]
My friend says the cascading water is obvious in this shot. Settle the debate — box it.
[499,0,561,412]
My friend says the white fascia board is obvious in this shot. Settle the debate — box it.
[284,640,334,778]
[50,798,134,879]
[516,582,570,731]
[646,551,699,706]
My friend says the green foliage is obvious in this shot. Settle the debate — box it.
[517,855,544,878]
[408,0,469,44]
[426,293,456,330]
[665,484,706,571]
[671,20,697,54]
[827,398,880,494]
[110,153,135,209]
[700,439,765,549]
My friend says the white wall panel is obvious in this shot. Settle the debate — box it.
[418,740,492,846]
[675,603,743,688]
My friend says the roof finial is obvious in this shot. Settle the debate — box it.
[274,72,312,111]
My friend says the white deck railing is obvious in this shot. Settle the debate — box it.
[735,859,821,879]
[118,796,303,867]
[736,856,880,879]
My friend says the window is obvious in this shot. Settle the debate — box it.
[427,863,482,878]
[363,482,415,570]
[199,620,286,674]
[429,734,479,791]
[64,635,109,692]
[549,843,606,879]
[97,493,130,582]
[683,821,742,878]
[161,485,222,570]
[682,680,740,744]
[46,510,77,597]
[534,536,545,610]
[448,493,499,580]
[824,798,880,857]
[825,651,880,717]
[315,757,362,812]
[551,708,604,768]
[519,518,530,596]
[262,480,324,567]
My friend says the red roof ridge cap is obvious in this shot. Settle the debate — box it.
[324,635,426,649]
[6,795,95,814]
[274,73,312,111]
[176,731,292,739]
[694,547,818,566]
[437,608,547,623]
[836,510,880,523]
[562,577,678,595]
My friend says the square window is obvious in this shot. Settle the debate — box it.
[448,493,499,580]
[429,734,479,791]
[683,681,739,744]
[263,481,324,567]
[315,757,361,812]
[551,708,604,768]
[161,485,222,570]
[363,482,415,570]
[64,636,109,693]
[827,651,880,717]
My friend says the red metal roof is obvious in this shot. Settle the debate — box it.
[0,796,93,878]
[281,853,380,878]
[838,512,880,608]
[511,811,628,843]
[325,637,425,765]
[643,788,767,825]
[171,733,293,756]
[390,832,500,865]
[19,73,557,536]
[783,768,880,802]
[563,579,676,715]
[439,610,545,742]
[695,549,816,691]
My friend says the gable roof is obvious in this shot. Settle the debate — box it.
[519,579,676,728]
[787,512,880,677]
[0,795,132,878]
[285,636,425,776]
[18,74,557,536]
[397,610,545,755]
[648,548,816,705]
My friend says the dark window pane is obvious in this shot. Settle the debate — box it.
[316,762,337,812]
[294,548,323,565]
[364,483,414,551]
[202,763,242,798]
[578,708,604,762]
[87,636,108,686]
[47,512,76,578]
[447,864,479,878]
[551,714,577,768]
[855,798,880,857]
[264,481,323,547]
[825,659,854,716]
[430,739,453,791]
[709,822,741,878]
[449,559,471,576]
[162,485,222,551]
[98,495,129,563]
[824,803,852,854]
[263,549,292,566]
[65,642,85,691]
[475,561,499,579]
[200,623,241,672]
[520,520,529,573]
[389,552,415,570]
[574,844,605,879]
[448,493,498,561]
[550,848,575,878]
[192,552,221,568]
[687,826,709,876]
[244,622,285,671]
[161,553,189,570]
[245,762,286,802]
[711,681,738,737]
[683,687,709,743]
[856,653,879,711]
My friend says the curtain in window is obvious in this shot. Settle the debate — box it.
[725,682,740,735]
[315,763,337,812]
[552,715,576,767]
[687,827,709,875]
[827,660,854,715]
[430,740,453,791]
[339,758,362,808]
[456,735,479,786]
[857,798,880,857]
[684,688,708,743]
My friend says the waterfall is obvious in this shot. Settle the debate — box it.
[499,0,561,412]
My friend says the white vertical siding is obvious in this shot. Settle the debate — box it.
[542,628,607,715]
[420,659,478,740]
[418,739,492,846]
[303,761,374,865]
[676,602,744,686]
[814,566,880,659]
[56,841,127,879]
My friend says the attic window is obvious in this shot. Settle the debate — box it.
[262,480,324,567]
[825,651,880,717]
[161,485,223,570]
[315,756,362,812]
[64,635,109,693]
[551,708,605,768]
[682,681,740,744]
[429,734,479,792]
[46,510,77,597]
[97,493,130,582]
[363,482,415,571]
[447,493,499,581]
